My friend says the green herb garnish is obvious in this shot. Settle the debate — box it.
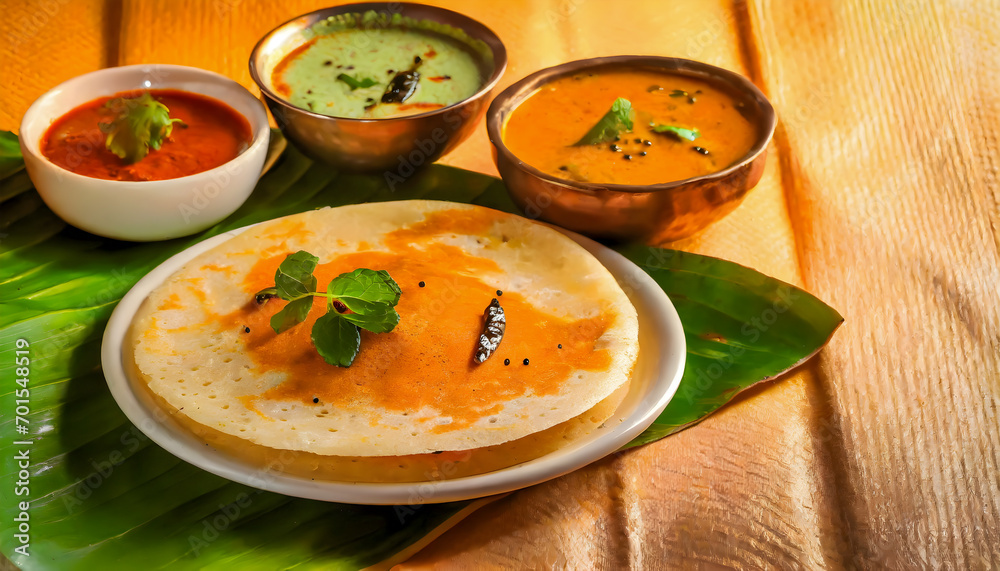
[651,123,701,141]
[256,251,402,367]
[669,89,688,98]
[573,97,634,146]
[337,73,379,90]
[98,92,183,164]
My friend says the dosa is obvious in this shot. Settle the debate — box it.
[131,201,639,463]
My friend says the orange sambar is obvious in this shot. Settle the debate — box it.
[502,69,758,186]
[41,89,252,181]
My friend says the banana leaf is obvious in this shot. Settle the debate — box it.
[1,132,841,570]
[617,245,843,446]
[0,131,23,181]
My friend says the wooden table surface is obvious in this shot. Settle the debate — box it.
[3,0,998,568]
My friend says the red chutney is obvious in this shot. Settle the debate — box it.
[41,89,252,181]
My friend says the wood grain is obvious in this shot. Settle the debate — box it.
[0,0,116,130]
[747,0,1000,567]
[2,0,998,569]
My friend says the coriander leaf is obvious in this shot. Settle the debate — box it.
[341,304,400,334]
[100,92,183,164]
[0,131,24,179]
[651,124,701,141]
[333,297,392,316]
[337,73,379,90]
[328,269,402,307]
[258,256,401,367]
[312,312,361,367]
[669,89,688,98]
[275,251,319,300]
[270,297,314,334]
[573,97,634,146]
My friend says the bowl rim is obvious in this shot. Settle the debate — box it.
[18,63,271,190]
[486,55,777,194]
[248,1,508,124]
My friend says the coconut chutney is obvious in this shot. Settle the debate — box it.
[273,27,482,119]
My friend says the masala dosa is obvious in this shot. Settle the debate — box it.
[131,201,638,458]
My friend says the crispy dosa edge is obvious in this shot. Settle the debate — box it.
[128,318,630,482]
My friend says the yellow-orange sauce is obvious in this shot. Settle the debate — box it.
[502,70,758,185]
[218,208,614,433]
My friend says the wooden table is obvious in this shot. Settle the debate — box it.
[3,0,998,568]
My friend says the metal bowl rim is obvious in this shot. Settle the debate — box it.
[486,55,776,195]
[249,2,508,124]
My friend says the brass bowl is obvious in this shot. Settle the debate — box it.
[486,56,776,244]
[250,3,506,174]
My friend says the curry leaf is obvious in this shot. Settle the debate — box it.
[337,73,378,90]
[328,268,402,307]
[274,250,319,299]
[100,92,184,163]
[267,260,402,365]
[341,303,401,334]
[312,312,362,367]
[573,97,634,146]
[270,297,314,334]
[651,124,701,141]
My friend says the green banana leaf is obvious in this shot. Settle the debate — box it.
[618,245,843,447]
[1,132,841,570]
[0,131,23,181]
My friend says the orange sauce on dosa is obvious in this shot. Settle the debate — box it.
[217,208,614,433]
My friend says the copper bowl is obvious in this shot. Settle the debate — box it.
[486,56,776,244]
[250,3,506,174]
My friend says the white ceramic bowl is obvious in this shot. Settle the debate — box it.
[19,64,270,241]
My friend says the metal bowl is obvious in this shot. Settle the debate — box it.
[250,3,506,174]
[486,56,776,244]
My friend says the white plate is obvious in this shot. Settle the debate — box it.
[101,223,686,505]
